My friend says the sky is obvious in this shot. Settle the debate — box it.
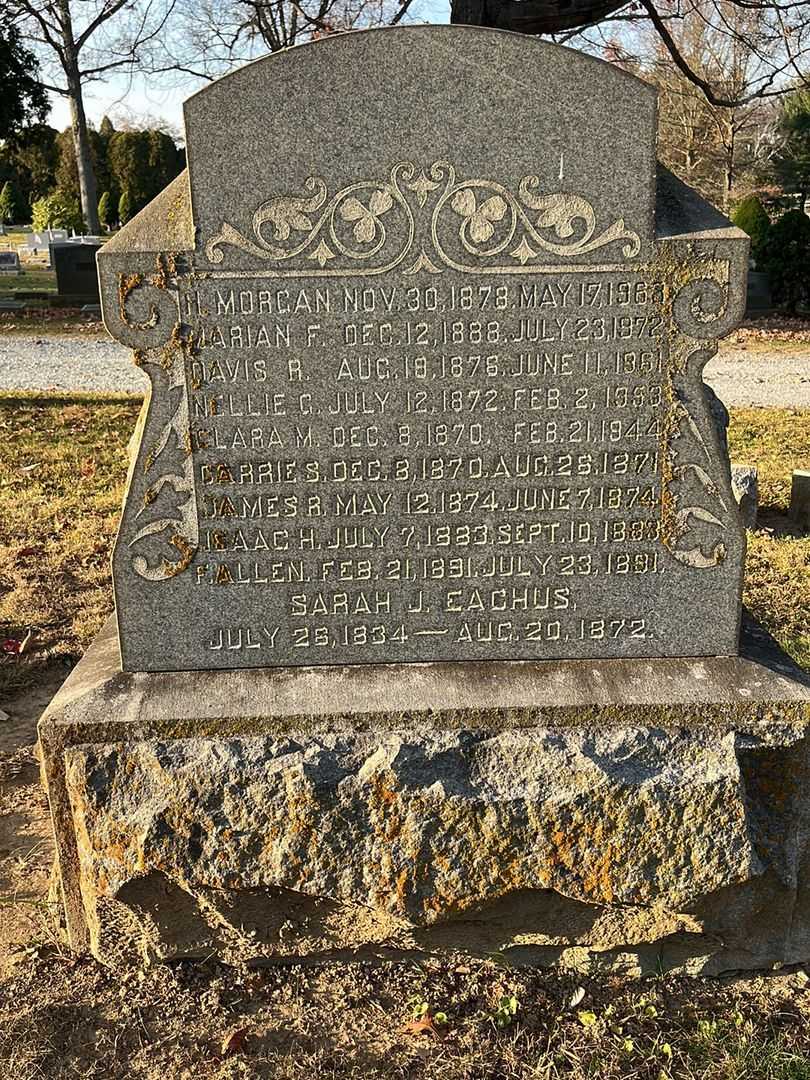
[47,0,451,139]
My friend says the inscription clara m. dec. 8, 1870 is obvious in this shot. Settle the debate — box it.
[97,27,748,672]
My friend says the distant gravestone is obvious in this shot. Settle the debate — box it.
[52,239,102,300]
[790,470,810,531]
[731,464,758,529]
[25,229,68,255]
[0,250,21,275]
[98,28,748,673]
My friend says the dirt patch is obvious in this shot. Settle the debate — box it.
[0,667,64,981]
[0,664,67,755]
[1,949,810,1079]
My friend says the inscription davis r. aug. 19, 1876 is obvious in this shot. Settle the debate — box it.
[98,34,748,672]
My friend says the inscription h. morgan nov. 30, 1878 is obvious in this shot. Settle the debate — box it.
[98,28,748,672]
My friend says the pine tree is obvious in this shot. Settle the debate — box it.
[97,190,111,230]
[0,181,16,225]
[118,187,132,225]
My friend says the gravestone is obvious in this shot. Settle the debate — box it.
[25,229,68,256]
[0,250,21,275]
[731,463,758,529]
[52,239,102,301]
[98,31,747,674]
[40,28,810,974]
[790,469,810,531]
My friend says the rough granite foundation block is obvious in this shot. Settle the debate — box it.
[39,616,810,974]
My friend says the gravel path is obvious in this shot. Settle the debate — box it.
[0,334,808,407]
[0,334,147,393]
[704,347,810,408]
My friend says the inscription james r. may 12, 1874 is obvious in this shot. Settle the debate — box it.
[98,26,749,672]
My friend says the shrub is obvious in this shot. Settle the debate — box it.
[762,209,810,312]
[118,187,132,225]
[0,181,19,225]
[732,195,771,264]
[30,189,83,232]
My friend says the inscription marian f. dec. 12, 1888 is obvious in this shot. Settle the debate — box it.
[98,30,748,672]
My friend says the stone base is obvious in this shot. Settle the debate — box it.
[39,617,810,974]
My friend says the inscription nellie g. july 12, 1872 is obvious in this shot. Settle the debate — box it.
[98,27,748,672]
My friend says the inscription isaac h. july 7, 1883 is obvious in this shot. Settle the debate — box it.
[98,27,749,672]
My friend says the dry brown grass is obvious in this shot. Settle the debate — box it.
[728,407,810,668]
[0,393,141,697]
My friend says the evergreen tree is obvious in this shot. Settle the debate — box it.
[772,89,810,212]
[0,126,58,218]
[97,190,111,230]
[0,181,18,225]
[108,131,150,214]
[0,5,47,137]
[731,196,771,264]
[118,187,133,225]
[762,209,810,311]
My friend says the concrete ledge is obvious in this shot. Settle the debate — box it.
[41,616,810,734]
[39,617,810,971]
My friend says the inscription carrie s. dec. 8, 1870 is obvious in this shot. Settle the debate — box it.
[97,27,749,672]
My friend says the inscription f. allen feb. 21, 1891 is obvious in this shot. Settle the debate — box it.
[97,27,748,672]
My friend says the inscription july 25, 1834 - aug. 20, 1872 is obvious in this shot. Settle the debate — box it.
[98,28,749,672]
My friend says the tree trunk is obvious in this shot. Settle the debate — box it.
[58,0,100,234]
[66,73,100,234]
[721,118,735,213]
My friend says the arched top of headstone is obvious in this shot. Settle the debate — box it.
[178,28,658,267]
[102,28,746,265]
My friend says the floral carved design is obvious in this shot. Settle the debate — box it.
[205,164,415,273]
[433,165,641,272]
[117,271,198,582]
[658,254,741,570]
[129,336,198,582]
[204,160,642,276]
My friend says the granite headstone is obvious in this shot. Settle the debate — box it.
[0,250,21,275]
[98,27,748,672]
[54,239,103,300]
[43,29,810,974]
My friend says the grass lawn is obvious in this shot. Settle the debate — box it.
[0,266,57,294]
[0,396,808,698]
[0,393,141,696]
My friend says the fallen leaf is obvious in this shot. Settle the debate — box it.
[402,1014,444,1039]
[80,459,96,478]
[221,1027,249,1057]
[16,546,43,560]
[1,639,21,655]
